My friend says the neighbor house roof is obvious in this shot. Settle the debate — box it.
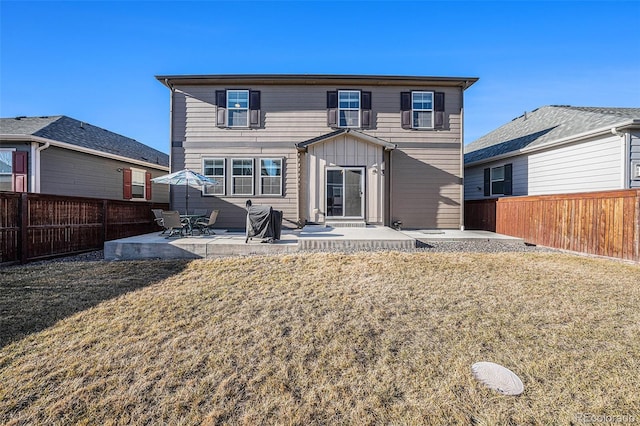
[156,74,478,90]
[464,106,640,165]
[0,115,169,168]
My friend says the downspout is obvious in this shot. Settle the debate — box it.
[459,84,466,231]
[35,140,50,192]
[612,127,629,189]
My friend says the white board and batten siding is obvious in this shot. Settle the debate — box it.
[171,82,466,229]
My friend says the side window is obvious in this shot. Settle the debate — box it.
[203,158,225,195]
[232,159,254,195]
[484,164,513,196]
[131,168,146,199]
[0,149,13,192]
[260,158,283,196]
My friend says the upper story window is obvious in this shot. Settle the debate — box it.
[338,90,360,128]
[412,92,433,128]
[216,89,261,128]
[401,91,445,130]
[131,168,146,199]
[227,90,249,127]
[203,158,225,195]
[327,90,372,129]
[0,149,14,192]
[232,159,254,195]
[260,158,283,196]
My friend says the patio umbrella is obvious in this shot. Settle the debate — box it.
[151,169,218,214]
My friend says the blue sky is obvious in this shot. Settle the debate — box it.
[1,0,639,154]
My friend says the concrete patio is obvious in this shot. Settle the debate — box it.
[104,226,523,261]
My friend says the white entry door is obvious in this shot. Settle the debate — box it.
[326,167,364,218]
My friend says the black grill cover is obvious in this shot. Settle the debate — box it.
[246,205,274,240]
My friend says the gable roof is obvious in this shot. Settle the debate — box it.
[0,115,169,168]
[464,106,640,165]
[296,129,397,151]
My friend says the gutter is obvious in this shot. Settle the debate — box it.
[464,119,640,168]
[1,134,169,171]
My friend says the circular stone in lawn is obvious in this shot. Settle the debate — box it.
[471,361,524,395]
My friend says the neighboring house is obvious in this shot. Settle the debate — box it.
[464,106,640,200]
[156,74,478,229]
[0,115,170,202]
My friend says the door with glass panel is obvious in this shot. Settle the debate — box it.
[326,167,364,218]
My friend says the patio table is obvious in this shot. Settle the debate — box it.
[180,214,205,235]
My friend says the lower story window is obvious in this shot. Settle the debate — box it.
[131,168,146,199]
[260,158,282,195]
[203,158,225,195]
[232,159,253,195]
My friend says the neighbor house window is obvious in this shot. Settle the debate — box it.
[0,149,13,192]
[232,159,253,195]
[203,158,225,195]
[131,168,146,199]
[483,164,512,196]
[260,158,282,195]
[338,90,360,128]
[412,91,434,129]
[227,90,249,127]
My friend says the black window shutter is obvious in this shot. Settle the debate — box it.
[434,92,445,129]
[327,91,338,108]
[483,168,491,196]
[249,90,261,128]
[215,90,226,127]
[361,91,372,128]
[400,92,411,129]
[504,163,513,195]
[400,92,411,111]
[327,91,338,127]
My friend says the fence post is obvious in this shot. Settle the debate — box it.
[19,192,28,264]
[635,190,640,262]
[102,199,109,245]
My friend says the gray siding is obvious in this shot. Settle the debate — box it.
[40,146,169,202]
[464,134,624,200]
[172,83,465,229]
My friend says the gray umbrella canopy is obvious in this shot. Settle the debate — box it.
[151,169,218,214]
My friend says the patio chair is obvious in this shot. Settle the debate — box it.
[152,209,166,234]
[162,210,188,238]
[193,210,219,235]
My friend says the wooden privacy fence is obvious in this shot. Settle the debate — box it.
[495,189,640,262]
[464,198,498,232]
[0,192,168,264]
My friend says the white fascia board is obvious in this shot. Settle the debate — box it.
[464,119,640,168]
[0,134,169,171]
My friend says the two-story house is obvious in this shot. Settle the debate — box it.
[156,74,478,229]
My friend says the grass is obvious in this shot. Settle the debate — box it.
[1,252,639,425]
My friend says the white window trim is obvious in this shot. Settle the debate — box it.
[0,148,15,176]
[227,89,250,128]
[259,158,283,196]
[412,91,434,129]
[131,167,147,200]
[202,158,226,196]
[231,158,254,196]
[338,90,361,128]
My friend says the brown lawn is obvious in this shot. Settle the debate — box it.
[1,252,639,425]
